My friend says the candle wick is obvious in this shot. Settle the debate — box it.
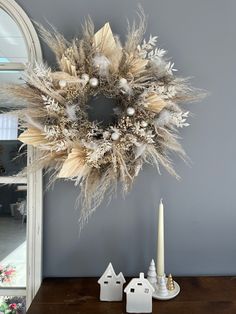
[160,198,163,204]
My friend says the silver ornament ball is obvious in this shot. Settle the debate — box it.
[81,73,90,82]
[59,80,67,88]
[89,77,99,87]
[127,107,135,116]
[141,121,148,127]
[111,132,120,141]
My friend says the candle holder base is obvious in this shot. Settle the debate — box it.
[152,280,180,300]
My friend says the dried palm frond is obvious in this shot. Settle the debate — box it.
[93,22,122,72]
[145,92,167,113]
[94,23,116,53]
[60,55,76,76]
[128,53,148,77]
[18,128,48,146]
[58,146,89,178]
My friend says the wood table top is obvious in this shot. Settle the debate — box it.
[27,276,236,314]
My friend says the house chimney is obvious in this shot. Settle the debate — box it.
[139,273,144,279]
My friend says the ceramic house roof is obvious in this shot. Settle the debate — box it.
[98,263,126,284]
[124,273,155,294]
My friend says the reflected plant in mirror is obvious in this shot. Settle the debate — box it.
[0,141,27,177]
[0,185,27,288]
[0,265,16,284]
[0,296,26,314]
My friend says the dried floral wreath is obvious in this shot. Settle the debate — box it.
[1,13,202,225]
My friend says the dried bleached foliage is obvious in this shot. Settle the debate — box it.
[0,13,203,227]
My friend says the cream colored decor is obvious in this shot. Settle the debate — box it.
[0,11,203,227]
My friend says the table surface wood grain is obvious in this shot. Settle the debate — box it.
[27,277,236,314]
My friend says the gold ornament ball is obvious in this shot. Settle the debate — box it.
[111,132,120,141]
[81,73,90,82]
[89,77,99,87]
[127,107,135,116]
[141,120,148,127]
[59,80,67,88]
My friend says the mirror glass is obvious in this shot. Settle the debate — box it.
[0,7,28,291]
[0,9,28,63]
[0,296,26,312]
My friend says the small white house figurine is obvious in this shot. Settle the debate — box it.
[124,272,155,313]
[98,262,126,301]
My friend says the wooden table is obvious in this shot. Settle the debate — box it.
[27,277,236,313]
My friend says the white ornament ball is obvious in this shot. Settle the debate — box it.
[119,77,127,85]
[141,121,148,127]
[59,80,67,88]
[89,77,99,87]
[103,131,110,140]
[126,107,135,116]
[81,73,90,82]
[111,132,120,141]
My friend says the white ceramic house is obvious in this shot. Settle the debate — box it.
[98,263,126,301]
[124,272,155,313]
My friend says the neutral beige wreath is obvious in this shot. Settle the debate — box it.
[0,13,203,227]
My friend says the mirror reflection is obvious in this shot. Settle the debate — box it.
[0,296,26,313]
[0,7,28,290]
[0,140,27,176]
[0,8,28,63]
[0,185,27,287]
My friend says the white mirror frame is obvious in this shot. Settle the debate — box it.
[0,0,43,309]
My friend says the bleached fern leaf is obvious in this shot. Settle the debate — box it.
[66,103,77,121]
[34,63,52,88]
[42,95,61,113]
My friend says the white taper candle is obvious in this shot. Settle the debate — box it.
[157,199,165,277]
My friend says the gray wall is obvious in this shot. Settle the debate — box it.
[17,0,236,276]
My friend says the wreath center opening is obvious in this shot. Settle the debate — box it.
[87,95,119,127]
